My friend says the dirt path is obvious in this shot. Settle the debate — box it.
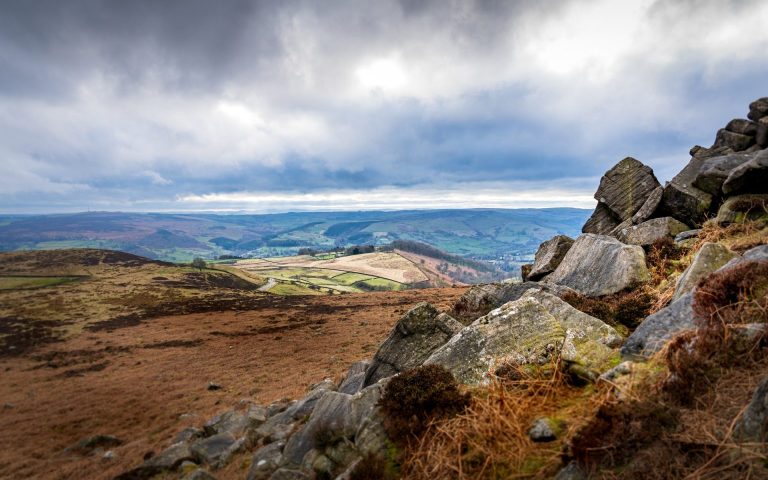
[257,277,277,292]
[0,287,465,480]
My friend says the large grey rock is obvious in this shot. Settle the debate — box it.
[715,194,768,225]
[450,281,574,324]
[713,128,755,152]
[594,157,661,222]
[660,156,715,226]
[722,150,768,195]
[748,97,768,121]
[674,243,738,301]
[250,384,334,445]
[246,442,284,480]
[582,202,620,235]
[621,293,694,359]
[544,234,650,297]
[116,442,196,480]
[280,382,385,468]
[363,303,463,386]
[631,185,664,224]
[338,360,369,395]
[528,235,574,281]
[615,217,690,247]
[725,118,759,136]
[734,378,768,442]
[426,291,621,385]
[204,410,250,438]
[191,433,244,469]
[691,152,754,195]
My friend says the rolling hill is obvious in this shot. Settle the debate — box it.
[0,209,590,267]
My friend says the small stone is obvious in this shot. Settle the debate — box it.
[734,377,768,442]
[66,434,123,455]
[102,450,117,461]
[528,418,564,442]
[674,229,701,244]
[555,461,587,480]
[2,403,15,409]
[207,382,222,391]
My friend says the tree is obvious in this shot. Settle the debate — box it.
[191,257,207,271]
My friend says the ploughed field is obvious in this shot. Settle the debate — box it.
[0,249,465,479]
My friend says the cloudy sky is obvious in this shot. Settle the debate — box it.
[1,0,767,213]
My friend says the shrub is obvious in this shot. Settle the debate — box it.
[561,289,653,330]
[569,397,679,470]
[379,364,471,444]
[663,259,768,404]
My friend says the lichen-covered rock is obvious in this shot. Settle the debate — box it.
[544,234,650,297]
[659,156,714,226]
[691,152,755,195]
[715,194,768,225]
[426,297,564,384]
[116,442,197,480]
[594,157,661,222]
[621,293,694,359]
[582,202,620,235]
[363,303,463,386]
[631,185,664,224]
[450,281,574,324]
[528,417,565,442]
[722,149,768,195]
[528,235,574,281]
[426,292,621,385]
[674,243,738,301]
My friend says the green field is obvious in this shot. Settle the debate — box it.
[0,276,84,290]
[245,265,406,295]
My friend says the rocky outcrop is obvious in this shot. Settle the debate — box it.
[722,149,768,195]
[621,293,694,359]
[631,186,664,224]
[659,156,715,227]
[528,235,574,281]
[594,157,661,222]
[544,234,650,297]
[337,361,369,395]
[450,281,574,324]
[363,303,462,386]
[674,243,738,301]
[426,290,621,385]
[582,202,620,235]
[583,158,661,234]
[691,152,754,195]
[614,217,690,247]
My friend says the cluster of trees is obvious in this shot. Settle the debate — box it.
[389,240,496,273]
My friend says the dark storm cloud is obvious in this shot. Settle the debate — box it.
[1,0,767,212]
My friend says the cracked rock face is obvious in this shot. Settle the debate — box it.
[363,302,463,386]
[594,157,661,222]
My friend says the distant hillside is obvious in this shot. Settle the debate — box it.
[0,209,590,267]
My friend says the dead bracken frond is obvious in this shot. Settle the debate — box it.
[400,358,589,479]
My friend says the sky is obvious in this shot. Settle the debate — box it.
[1,0,767,214]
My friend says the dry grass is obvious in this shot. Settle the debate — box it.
[401,358,592,479]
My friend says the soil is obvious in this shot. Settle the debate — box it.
[0,287,466,480]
